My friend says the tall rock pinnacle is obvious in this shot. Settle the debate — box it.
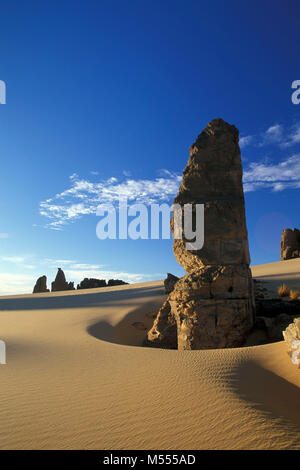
[51,268,75,292]
[172,118,250,271]
[147,118,255,350]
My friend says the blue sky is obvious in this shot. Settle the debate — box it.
[0,0,300,294]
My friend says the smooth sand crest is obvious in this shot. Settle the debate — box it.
[0,264,299,449]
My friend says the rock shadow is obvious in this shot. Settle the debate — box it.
[0,285,165,311]
[87,299,163,347]
[229,359,300,444]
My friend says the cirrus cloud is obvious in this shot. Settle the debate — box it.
[243,154,300,192]
[40,171,182,230]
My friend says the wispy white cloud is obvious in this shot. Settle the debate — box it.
[239,124,300,191]
[0,272,36,296]
[1,256,26,263]
[40,171,182,229]
[240,122,300,149]
[280,123,300,148]
[68,263,104,270]
[262,124,283,145]
[239,125,284,149]
[41,258,77,267]
[239,135,253,149]
[243,154,300,192]
[0,233,9,239]
[39,150,300,231]
[290,124,300,144]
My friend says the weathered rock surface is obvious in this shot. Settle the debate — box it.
[77,278,107,289]
[171,118,250,272]
[164,273,179,294]
[147,118,255,349]
[146,299,178,349]
[149,265,254,349]
[283,317,300,366]
[33,275,49,293]
[51,268,75,292]
[280,228,300,260]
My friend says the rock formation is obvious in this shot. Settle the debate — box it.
[147,118,255,350]
[33,275,49,293]
[107,279,128,286]
[280,228,300,260]
[76,278,128,289]
[246,314,297,346]
[51,268,75,292]
[283,318,300,366]
[147,299,178,349]
[164,273,179,294]
[77,278,107,289]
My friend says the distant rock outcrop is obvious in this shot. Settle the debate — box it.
[147,119,255,350]
[34,270,129,294]
[76,278,128,289]
[280,228,300,260]
[33,275,49,293]
[107,279,128,286]
[164,273,179,294]
[51,268,75,292]
[77,278,107,289]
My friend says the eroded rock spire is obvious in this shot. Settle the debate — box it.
[147,118,255,349]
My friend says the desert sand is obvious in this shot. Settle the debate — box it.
[252,257,300,292]
[0,261,299,450]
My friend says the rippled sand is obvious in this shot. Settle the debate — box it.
[0,261,299,449]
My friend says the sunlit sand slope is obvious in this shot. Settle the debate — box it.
[0,275,299,450]
[252,257,300,292]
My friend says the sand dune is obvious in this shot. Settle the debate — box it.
[252,257,300,293]
[0,263,299,449]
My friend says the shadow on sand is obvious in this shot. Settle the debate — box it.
[0,285,165,311]
[230,359,300,439]
[87,299,163,347]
